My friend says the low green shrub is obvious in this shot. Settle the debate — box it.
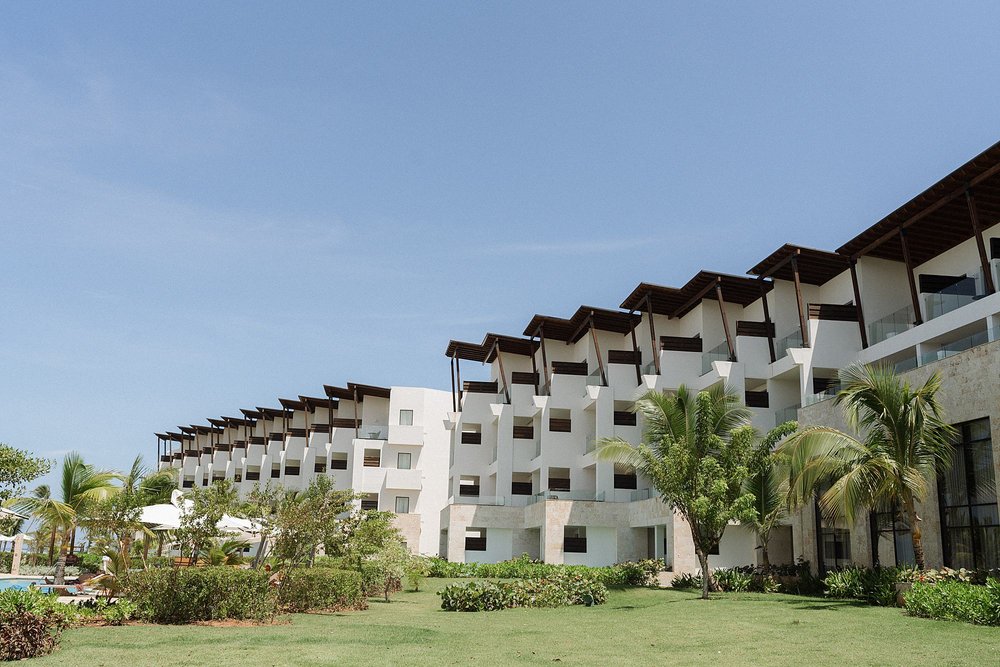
[670,572,702,590]
[439,573,608,612]
[904,579,1000,626]
[0,589,74,661]
[823,567,907,606]
[427,554,660,587]
[278,567,366,612]
[714,568,753,592]
[122,567,276,624]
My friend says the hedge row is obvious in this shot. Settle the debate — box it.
[904,579,1000,626]
[122,567,277,624]
[428,555,660,587]
[439,573,609,611]
[278,567,367,612]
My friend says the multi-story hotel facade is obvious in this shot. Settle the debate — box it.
[154,141,1000,576]
[156,384,452,556]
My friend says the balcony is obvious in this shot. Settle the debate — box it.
[701,340,730,375]
[563,537,588,553]
[529,490,605,503]
[868,304,916,346]
[775,329,804,360]
[512,425,534,440]
[464,537,487,552]
[385,467,422,490]
[774,404,800,426]
[449,495,531,507]
[551,361,589,377]
[919,327,997,366]
[613,411,637,427]
[548,418,572,433]
[460,432,482,445]
[358,424,388,441]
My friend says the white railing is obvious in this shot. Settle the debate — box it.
[701,340,730,375]
[775,329,804,360]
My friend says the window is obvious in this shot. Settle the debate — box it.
[459,476,480,497]
[871,504,914,567]
[233,469,243,483]
[939,418,999,569]
[270,463,281,479]
[284,460,301,476]
[397,452,412,470]
[330,453,348,470]
[613,463,637,490]
[399,410,414,426]
[564,526,587,553]
[361,493,378,511]
[363,448,381,467]
[314,460,327,474]
[182,477,194,489]
[395,496,410,514]
[465,528,486,551]
[816,484,851,573]
[246,467,261,481]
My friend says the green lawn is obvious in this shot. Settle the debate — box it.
[36,579,1000,666]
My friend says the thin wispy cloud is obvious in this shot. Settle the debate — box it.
[483,236,664,256]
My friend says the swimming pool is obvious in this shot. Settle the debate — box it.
[0,578,45,591]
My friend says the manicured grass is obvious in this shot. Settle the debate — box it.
[37,579,1000,666]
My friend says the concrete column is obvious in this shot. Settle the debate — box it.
[11,534,23,576]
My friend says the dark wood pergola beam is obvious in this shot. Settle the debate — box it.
[849,260,869,349]
[899,229,923,325]
[791,254,810,348]
[645,293,660,375]
[628,310,642,385]
[673,277,721,320]
[967,189,996,295]
[849,160,1000,260]
[487,339,511,403]
[715,282,736,362]
[758,279,777,363]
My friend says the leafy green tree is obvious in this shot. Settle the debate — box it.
[199,538,249,566]
[598,385,794,599]
[85,491,144,569]
[13,452,119,584]
[367,538,411,602]
[780,363,956,569]
[267,477,355,567]
[0,443,51,503]
[333,510,401,574]
[175,480,239,562]
[743,453,792,574]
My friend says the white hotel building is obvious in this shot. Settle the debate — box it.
[157,141,1000,575]
[156,384,452,556]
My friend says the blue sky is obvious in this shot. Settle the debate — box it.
[3,2,1000,479]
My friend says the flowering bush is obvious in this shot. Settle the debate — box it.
[438,573,608,611]
[428,554,660,587]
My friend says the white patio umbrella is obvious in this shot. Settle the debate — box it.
[0,506,27,520]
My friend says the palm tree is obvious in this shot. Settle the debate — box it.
[598,384,794,599]
[780,363,956,570]
[13,452,120,584]
[743,456,790,574]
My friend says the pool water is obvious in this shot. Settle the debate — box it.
[0,578,45,591]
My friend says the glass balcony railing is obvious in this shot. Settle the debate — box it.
[630,488,655,502]
[586,368,605,386]
[774,404,800,426]
[868,304,916,346]
[701,341,730,375]
[585,433,597,454]
[449,495,531,507]
[643,361,658,376]
[359,425,388,440]
[528,490,606,504]
[803,386,840,407]
[919,328,997,366]
[775,329,804,360]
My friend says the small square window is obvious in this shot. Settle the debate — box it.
[399,409,414,426]
[395,496,410,514]
[398,452,412,470]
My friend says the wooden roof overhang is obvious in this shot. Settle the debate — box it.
[223,416,248,427]
[749,244,850,285]
[522,315,575,341]
[165,431,192,442]
[240,408,263,420]
[278,398,305,411]
[482,333,537,360]
[300,395,337,411]
[256,407,284,419]
[565,306,642,343]
[445,340,489,362]
[207,418,228,429]
[178,426,197,435]
[323,385,354,401]
[673,271,771,318]
[619,283,686,316]
[838,140,1000,264]
[348,382,391,401]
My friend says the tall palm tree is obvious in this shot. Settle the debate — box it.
[779,363,956,570]
[598,384,794,599]
[14,452,120,584]
[742,456,790,574]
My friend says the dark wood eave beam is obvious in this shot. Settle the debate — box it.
[898,229,924,325]
[328,397,335,444]
[587,312,608,387]
[529,334,540,395]
[791,254,810,348]
[645,293,660,375]
[715,281,736,362]
[352,386,360,438]
[487,339,511,403]
[627,309,642,385]
[966,189,997,295]
[848,159,1000,260]
[758,278,777,363]
[533,324,550,395]
[673,278,721,319]
[450,356,457,412]
[455,352,463,406]
[849,260,869,348]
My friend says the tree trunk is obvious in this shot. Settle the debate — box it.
[54,530,71,585]
[903,495,926,570]
[156,533,164,558]
[253,536,269,569]
[760,538,771,575]
[48,528,56,566]
[696,548,712,599]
